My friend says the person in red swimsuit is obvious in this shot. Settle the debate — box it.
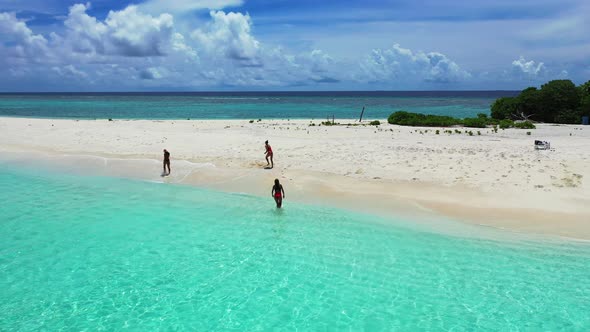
[272,178,285,208]
[264,140,274,168]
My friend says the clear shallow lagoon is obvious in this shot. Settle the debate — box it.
[1,164,589,331]
[0,91,517,120]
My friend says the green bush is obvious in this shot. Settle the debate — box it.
[499,119,514,129]
[369,120,381,126]
[463,117,488,128]
[387,111,460,127]
[514,121,536,129]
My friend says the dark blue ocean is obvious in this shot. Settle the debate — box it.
[0,91,517,120]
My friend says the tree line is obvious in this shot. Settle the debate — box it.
[491,80,590,124]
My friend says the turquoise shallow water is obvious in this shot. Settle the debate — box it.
[1,165,589,331]
[0,92,516,120]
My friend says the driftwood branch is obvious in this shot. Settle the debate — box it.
[512,111,535,121]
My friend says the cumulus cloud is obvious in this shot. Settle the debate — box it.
[64,3,176,57]
[0,12,50,61]
[140,0,243,14]
[171,32,198,59]
[295,49,341,83]
[359,44,470,84]
[139,67,164,80]
[192,11,260,63]
[52,64,88,78]
[191,46,345,87]
[511,56,545,79]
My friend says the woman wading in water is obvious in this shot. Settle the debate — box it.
[271,179,285,208]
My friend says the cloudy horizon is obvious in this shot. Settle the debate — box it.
[1,0,588,91]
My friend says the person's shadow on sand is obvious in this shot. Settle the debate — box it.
[264,166,273,170]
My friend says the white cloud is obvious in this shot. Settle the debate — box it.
[524,2,590,45]
[359,44,470,84]
[171,32,198,59]
[559,69,569,78]
[64,3,176,57]
[0,12,50,61]
[52,64,88,78]
[139,67,164,80]
[511,56,545,78]
[188,45,344,87]
[140,0,243,14]
[192,11,260,62]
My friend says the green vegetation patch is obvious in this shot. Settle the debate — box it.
[387,111,460,127]
[491,79,590,124]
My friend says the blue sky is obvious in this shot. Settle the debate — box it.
[0,0,588,91]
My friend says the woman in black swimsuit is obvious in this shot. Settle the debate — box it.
[271,179,285,208]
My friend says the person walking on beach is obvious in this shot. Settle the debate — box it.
[264,140,274,168]
[163,149,171,176]
[272,179,285,208]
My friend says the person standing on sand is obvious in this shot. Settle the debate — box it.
[272,179,285,208]
[163,149,171,175]
[264,140,274,168]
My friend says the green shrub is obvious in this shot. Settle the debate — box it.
[387,111,460,127]
[468,131,474,136]
[369,120,381,126]
[463,117,488,128]
[526,131,531,135]
[435,130,440,135]
[499,119,514,129]
[477,131,481,135]
[249,120,254,123]
[321,121,335,126]
[514,121,536,129]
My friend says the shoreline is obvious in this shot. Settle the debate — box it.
[1,117,589,240]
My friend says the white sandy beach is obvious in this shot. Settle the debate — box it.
[0,117,588,239]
